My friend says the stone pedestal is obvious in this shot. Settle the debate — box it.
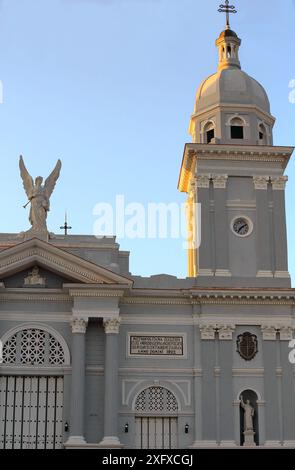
[243,430,256,447]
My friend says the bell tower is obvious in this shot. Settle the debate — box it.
[178,3,294,286]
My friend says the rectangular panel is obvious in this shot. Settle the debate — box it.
[129,335,185,357]
[22,377,32,449]
[0,377,8,449]
[37,376,48,449]
[54,378,64,449]
[13,376,25,450]
[5,376,17,449]
[170,418,178,449]
[46,377,57,449]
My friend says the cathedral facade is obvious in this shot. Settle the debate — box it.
[0,19,294,449]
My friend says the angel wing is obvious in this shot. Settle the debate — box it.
[19,155,34,198]
[44,159,62,198]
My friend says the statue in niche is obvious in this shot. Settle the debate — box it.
[240,395,255,431]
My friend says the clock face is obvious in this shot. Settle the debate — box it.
[233,218,250,236]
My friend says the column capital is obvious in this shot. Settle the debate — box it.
[279,326,293,341]
[199,323,216,340]
[71,318,88,334]
[195,174,211,189]
[218,324,235,340]
[253,175,270,190]
[103,318,121,334]
[271,176,288,190]
[261,325,277,340]
[212,174,228,189]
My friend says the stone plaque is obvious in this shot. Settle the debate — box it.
[130,335,184,357]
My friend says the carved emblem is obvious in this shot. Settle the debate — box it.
[24,266,46,287]
[237,332,258,361]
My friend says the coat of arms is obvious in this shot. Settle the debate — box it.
[237,332,258,361]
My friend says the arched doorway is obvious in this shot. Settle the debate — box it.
[0,326,69,449]
[239,389,259,446]
[134,386,179,449]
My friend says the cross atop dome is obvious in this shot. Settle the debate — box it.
[218,0,237,29]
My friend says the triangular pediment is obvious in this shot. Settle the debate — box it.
[0,238,133,286]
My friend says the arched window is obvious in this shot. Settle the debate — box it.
[258,123,267,145]
[230,117,244,139]
[239,389,259,446]
[204,121,215,144]
[134,386,179,450]
[2,328,67,366]
[135,386,178,413]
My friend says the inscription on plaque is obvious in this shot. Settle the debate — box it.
[130,335,184,357]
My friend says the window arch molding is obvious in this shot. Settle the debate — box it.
[133,385,180,414]
[129,381,185,412]
[236,388,262,402]
[258,121,268,145]
[201,120,216,144]
[0,323,71,367]
[201,119,216,133]
[226,115,248,127]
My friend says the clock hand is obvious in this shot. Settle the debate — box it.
[238,224,247,233]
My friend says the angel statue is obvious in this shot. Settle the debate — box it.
[19,156,62,237]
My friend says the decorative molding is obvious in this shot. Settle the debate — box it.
[214,367,221,377]
[69,289,126,298]
[0,237,132,286]
[0,292,71,302]
[72,309,120,320]
[218,324,235,340]
[212,174,228,189]
[256,270,274,278]
[279,326,293,341]
[232,368,264,377]
[103,318,121,334]
[274,271,290,279]
[198,269,215,277]
[71,318,88,334]
[0,313,71,323]
[195,174,211,189]
[227,200,256,209]
[199,324,216,340]
[271,176,288,190]
[261,325,277,340]
[253,175,269,190]
[215,269,232,277]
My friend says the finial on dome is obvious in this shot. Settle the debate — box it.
[218,0,237,29]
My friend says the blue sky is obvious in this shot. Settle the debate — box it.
[0,0,294,280]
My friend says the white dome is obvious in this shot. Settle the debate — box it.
[195,67,271,115]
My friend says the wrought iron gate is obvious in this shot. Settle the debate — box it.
[0,375,64,449]
[135,417,178,449]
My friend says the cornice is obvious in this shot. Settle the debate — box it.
[0,291,71,302]
[191,103,276,123]
[178,144,293,193]
[0,238,132,286]
[69,288,126,298]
